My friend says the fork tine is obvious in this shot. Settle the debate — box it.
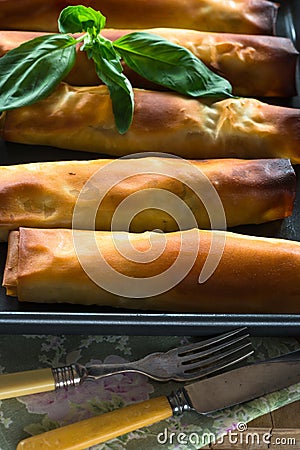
[177,346,254,381]
[181,341,253,372]
[177,349,254,381]
[175,327,248,356]
[179,333,250,363]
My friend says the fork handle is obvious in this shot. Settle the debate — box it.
[17,396,173,450]
[0,368,55,399]
[0,364,83,400]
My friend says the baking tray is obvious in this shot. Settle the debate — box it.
[0,0,299,336]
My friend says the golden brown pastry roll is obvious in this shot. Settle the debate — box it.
[0,0,278,35]
[0,157,295,241]
[4,227,300,313]
[0,30,297,97]
[2,83,300,163]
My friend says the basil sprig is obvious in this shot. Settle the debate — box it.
[0,5,232,134]
[59,6,134,134]
[89,37,134,134]
[58,5,106,35]
[0,34,76,111]
[114,32,232,98]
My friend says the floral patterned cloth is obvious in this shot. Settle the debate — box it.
[0,335,299,450]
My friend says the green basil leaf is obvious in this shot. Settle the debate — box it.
[58,5,106,34]
[114,32,233,98]
[0,34,76,111]
[92,38,134,134]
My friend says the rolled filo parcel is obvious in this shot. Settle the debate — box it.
[0,0,278,35]
[0,30,297,97]
[3,227,300,313]
[2,83,300,163]
[0,158,295,241]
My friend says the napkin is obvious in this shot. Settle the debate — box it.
[0,334,299,450]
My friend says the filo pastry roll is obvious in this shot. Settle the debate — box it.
[0,158,295,241]
[2,83,300,163]
[4,227,300,313]
[0,0,278,35]
[0,30,297,97]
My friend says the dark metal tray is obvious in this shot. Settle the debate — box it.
[0,0,299,335]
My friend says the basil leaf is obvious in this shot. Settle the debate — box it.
[91,37,134,134]
[58,5,106,34]
[114,32,233,98]
[0,34,76,111]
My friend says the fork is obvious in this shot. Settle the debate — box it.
[0,328,253,400]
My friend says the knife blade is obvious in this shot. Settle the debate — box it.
[17,356,300,450]
[184,358,300,414]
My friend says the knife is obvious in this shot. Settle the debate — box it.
[17,352,300,450]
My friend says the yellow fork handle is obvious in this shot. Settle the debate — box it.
[0,368,55,399]
[17,395,173,450]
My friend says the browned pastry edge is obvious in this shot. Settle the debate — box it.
[3,231,19,296]
[0,29,297,97]
[0,0,278,35]
[3,227,300,313]
[0,157,296,241]
[2,83,300,162]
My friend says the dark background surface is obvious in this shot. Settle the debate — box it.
[0,0,299,335]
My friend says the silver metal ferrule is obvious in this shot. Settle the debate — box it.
[52,364,86,390]
[167,388,193,416]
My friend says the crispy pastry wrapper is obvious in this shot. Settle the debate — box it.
[0,0,278,35]
[0,158,295,241]
[2,83,300,163]
[0,30,297,97]
[4,227,300,313]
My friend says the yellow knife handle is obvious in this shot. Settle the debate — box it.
[17,396,173,450]
[0,368,55,399]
